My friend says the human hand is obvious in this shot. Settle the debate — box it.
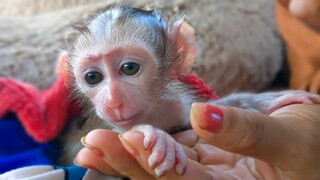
[277,0,320,93]
[189,103,320,179]
[74,103,320,179]
[288,0,320,33]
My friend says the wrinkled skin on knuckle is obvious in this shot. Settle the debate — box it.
[224,110,265,154]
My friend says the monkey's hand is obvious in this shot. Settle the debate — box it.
[131,124,187,177]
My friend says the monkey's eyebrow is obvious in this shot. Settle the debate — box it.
[104,47,124,58]
[84,48,122,61]
[85,46,154,62]
[103,47,153,60]
[87,54,103,61]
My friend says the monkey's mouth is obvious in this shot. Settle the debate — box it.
[111,111,142,128]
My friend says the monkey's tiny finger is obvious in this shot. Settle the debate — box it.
[148,152,164,169]
[132,125,156,149]
[175,144,188,176]
[147,130,167,168]
[143,130,156,150]
[154,135,175,178]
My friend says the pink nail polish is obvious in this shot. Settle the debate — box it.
[198,104,224,132]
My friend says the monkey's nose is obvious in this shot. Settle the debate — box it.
[107,99,123,109]
[105,86,123,109]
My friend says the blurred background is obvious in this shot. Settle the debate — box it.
[0,0,284,96]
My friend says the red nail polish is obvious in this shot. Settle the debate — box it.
[198,105,224,132]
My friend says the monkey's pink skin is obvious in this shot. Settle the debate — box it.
[132,125,157,149]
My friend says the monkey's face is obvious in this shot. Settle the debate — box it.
[72,44,163,130]
[67,4,197,131]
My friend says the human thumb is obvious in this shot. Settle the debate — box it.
[190,102,289,162]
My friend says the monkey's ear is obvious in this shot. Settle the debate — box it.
[57,51,73,84]
[169,20,197,75]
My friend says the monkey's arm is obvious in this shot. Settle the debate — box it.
[213,90,320,114]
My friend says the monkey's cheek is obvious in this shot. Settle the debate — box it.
[95,106,116,119]
[95,108,109,120]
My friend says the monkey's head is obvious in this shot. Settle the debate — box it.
[61,4,197,130]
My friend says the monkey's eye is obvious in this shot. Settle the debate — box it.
[84,71,103,85]
[120,62,140,76]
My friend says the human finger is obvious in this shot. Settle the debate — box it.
[75,147,120,176]
[190,103,299,164]
[77,129,154,179]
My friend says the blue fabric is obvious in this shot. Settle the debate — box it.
[0,115,88,179]
[0,115,60,173]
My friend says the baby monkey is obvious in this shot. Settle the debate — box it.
[61,3,320,178]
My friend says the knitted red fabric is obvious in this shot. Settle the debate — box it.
[0,77,73,142]
[0,74,216,142]
[175,74,219,100]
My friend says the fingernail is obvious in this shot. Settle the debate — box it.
[175,164,187,176]
[181,166,187,176]
[191,103,224,133]
[149,158,158,169]
[144,140,151,150]
[118,134,139,159]
[155,168,166,178]
[80,136,104,158]
[148,152,164,169]
[74,159,96,170]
